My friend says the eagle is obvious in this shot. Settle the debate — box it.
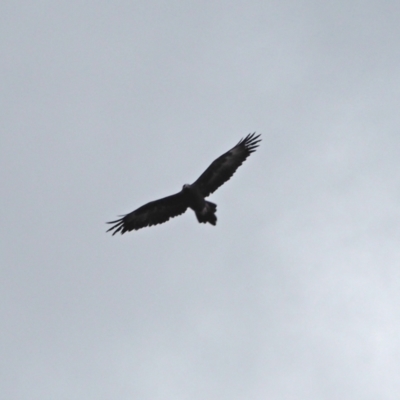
[107,133,261,234]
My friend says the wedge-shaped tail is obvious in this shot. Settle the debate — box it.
[195,201,217,225]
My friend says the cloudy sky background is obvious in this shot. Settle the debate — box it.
[2,1,400,399]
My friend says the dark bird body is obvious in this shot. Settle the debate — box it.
[107,133,261,234]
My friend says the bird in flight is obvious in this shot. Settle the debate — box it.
[107,133,261,234]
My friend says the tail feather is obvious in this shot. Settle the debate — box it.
[195,201,217,225]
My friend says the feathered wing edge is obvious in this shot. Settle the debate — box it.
[235,132,261,153]
[193,132,261,197]
[106,192,188,235]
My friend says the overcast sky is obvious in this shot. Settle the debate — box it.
[1,1,400,399]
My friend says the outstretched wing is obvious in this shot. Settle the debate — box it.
[106,191,188,234]
[193,133,261,197]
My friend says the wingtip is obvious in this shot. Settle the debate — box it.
[239,132,261,152]
[106,218,125,235]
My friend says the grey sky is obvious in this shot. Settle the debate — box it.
[1,1,400,399]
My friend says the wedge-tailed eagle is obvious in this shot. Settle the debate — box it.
[107,133,261,234]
